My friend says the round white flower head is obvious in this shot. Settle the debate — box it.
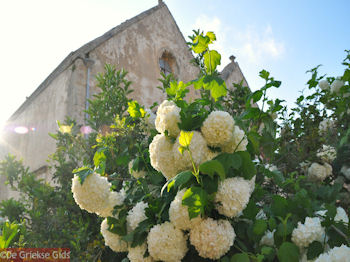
[155,100,181,138]
[128,243,154,262]
[215,177,251,218]
[71,173,111,214]
[319,79,330,91]
[128,159,146,179]
[341,165,350,180]
[149,134,177,180]
[317,145,337,163]
[127,201,148,231]
[173,131,208,172]
[147,221,188,262]
[307,162,332,182]
[334,207,349,223]
[201,111,235,147]
[101,218,128,252]
[260,230,275,247]
[319,119,335,135]
[169,188,202,230]
[299,161,311,175]
[331,78,344,94]
[221,126,248,153]
[190,218,235,260]
[97,189,126,217]
[315,245,350,262]
[291,217,325,248]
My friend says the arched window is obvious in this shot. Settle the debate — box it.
[159,51,177,76]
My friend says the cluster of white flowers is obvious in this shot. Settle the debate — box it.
[128,159,146,179]
[319,79,330,91]
[331,78,344,94]
[299,161,311,175]
[215,177,251,218]
[189,218,235,260]
[334,207,349,223]
[149,134,177,179]
[317,145,337,163]
[100,218,128,252]
[221,125,248,153]
[173,131,208,171]
[260,229,275,247]
[319,119,335,135]
[307,162,332,182]
[128,243,154,262]
[147,222,188,262]
[169,188,202,230]
[155,100,181,138]
[201,111,235,147]
[315,245,350,262]
[127,201,148,231]
[291,217,325,248]
[97,189,126,217]
[72,173,113,215]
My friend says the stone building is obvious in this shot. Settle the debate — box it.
[0,1,248,200]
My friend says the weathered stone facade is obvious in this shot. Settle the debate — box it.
[0,1,248,200]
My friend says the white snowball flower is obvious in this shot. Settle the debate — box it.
[215,177,251,218]
[265,164,278,172]
[201,111,235,147]
[300,161,311,175]
[341,165,350,180]
[291,217,325,248]
[319,119,335,135]
[149,134,177,180]
[260,230,275,246]
[190,218,235,260]
[169,188,202,230]
[221,126,248,153]
[331,78,344,93]
[97,189,126,217]
[155,100,181,137]
[101,218,128,252]
[147,222,188,262]
[319,79,330,91]
[317,145,337,163]
[334,207,349,223]
[315,245,350,262]
[72,173,111,215]
[128,243,154,262]
[173,131,208,172]
[127,201,148,231]
[307,162,332,182]
[129,159,146,179]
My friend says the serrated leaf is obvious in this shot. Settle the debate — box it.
[277,242,299,262]
[73,166,94,184]
[307,241,324,260]
[204,50,221,74]
[199,160,226,180]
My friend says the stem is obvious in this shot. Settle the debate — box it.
[331,225,350,246]
[186,148,201,185]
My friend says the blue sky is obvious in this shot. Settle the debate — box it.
[0,0,349,130]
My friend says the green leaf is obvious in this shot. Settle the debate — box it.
[215,153,242,174]
[193,77,204,90]
[231,253,250,262]
[127,100,146,118]
[192,35,210,54]
[253,220,267,236]
[259,70,270,80]
[237,151,256,180]
[243,200,259,220]
[72,166,94,184]
[271,196,288,217]
[199,160,226,180]
[93,148,106,174]
[307,241,324,260]
[182,187,208,219]
[261,246,275,261]
[277,242,299,262]
[167,170,193,192]
[203,75,227,101]
[204,50,221,74]
[206,31,216,43]
[179,131,194,148]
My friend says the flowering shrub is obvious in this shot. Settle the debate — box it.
[70,31,350,262]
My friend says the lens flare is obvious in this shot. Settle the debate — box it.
[14,126,29,134]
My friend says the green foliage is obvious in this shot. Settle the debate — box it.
[0,221,23,248]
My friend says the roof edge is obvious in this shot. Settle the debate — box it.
[8,2,165,121]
